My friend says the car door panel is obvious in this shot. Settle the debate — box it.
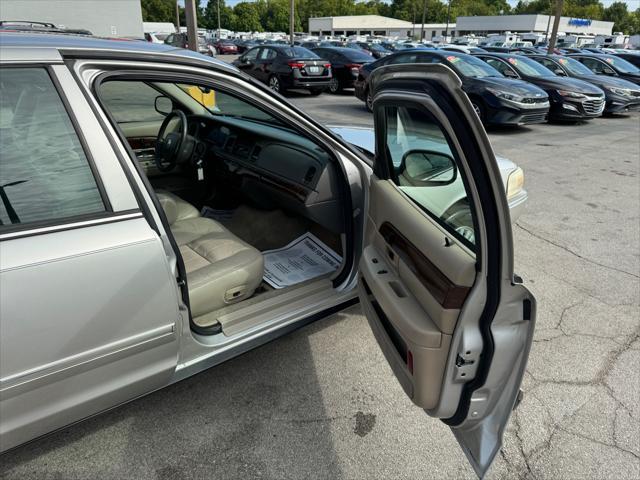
[361,63,536,477]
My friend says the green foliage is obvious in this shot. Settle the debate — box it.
[139,0,640,36]
[140,0,176,23]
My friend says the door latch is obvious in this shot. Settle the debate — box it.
[456,354,475,367]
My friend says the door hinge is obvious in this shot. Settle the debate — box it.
[455,354,475,367]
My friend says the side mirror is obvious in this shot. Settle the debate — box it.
[400,150,457,187]
[554,68,566,76]
[155,96,173,116]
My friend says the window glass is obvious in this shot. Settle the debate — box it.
[0,68,105,227]
[244,47,259,61]
[602,56,639,73]
[391,53,419,64]
[505,56,554,76]
[281,47,319,58]
[100,81,167,123]
[384,105,476,250]
[444,54,503,78]
[484,58,514,76]
[258,48,277,60]
[557,57,594,75]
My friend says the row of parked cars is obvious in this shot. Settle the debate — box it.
[233,42,640,125]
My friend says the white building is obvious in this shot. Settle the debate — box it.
[411,23,457,41]
[308,15,413,38]
[456,14,613,38]
[1,0,144,37]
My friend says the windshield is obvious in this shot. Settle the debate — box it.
[282,46,319,58]
[603,56,640,74]
[507,56,554,76]
[445,54,503,78]
[557,57,593,75]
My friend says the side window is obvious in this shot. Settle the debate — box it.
[484,58,512,76]
[392,53,418,64]
[537,58,557,70]
[580,58,605,73]
[258,48,272,60]
[100,81,167,123]
[244,48,259,62]
[383,105,476,249]
[165,34,173,44]
[0,68,105,227]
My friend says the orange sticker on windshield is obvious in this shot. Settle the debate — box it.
[605,57,614,64]
[508,57,518,65]
[559,58,568,64]
[447,55,460,63]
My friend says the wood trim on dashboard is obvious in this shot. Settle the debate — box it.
[379,222,470,309]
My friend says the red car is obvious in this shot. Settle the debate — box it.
[215,41,238,54]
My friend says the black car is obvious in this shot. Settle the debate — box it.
[312,47,373,93]
[529,54,640,114]
[234,39,259,53]
[568,53,640,86]
[355,50,549,126]
[474,53,606,120]
[613,52,640,68]
[233,45,331,95]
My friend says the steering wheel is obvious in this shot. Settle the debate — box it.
[155,110,189,172]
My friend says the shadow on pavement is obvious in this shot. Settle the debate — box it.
[0,313,349,479]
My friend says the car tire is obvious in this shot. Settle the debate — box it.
[328,77,342,94]
[268,75,282,94]
[309,88,324,96]
[365,88,373,112]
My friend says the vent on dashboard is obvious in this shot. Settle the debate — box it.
[224,136,236,153]
[250,145,261,162]
[304,166,317,183]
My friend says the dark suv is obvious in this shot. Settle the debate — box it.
[234,45,332,95]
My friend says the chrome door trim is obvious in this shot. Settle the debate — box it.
[0,211,143,242]
[0,323,176,400]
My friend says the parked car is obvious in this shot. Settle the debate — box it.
[213,40,238,54]
[568,53,640,85]
[528,54,640,114]
[233,38,259,53]
[439,45,487,54]
[0,33,536,477]
[474,52,606,120]
[355,50,550,126]
[301,41,320,49]
[312,46,374,93]
[164,32,214,56]
[144,32,169,44]
[233,45,332,94]
[350,42,392,59]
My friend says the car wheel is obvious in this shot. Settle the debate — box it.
[309,88,324,96]
[268,75,281,93]
[328,77,341,94]
[365,89,373,112]
[471,101,486,123]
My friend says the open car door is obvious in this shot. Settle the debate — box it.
[359,63,536,477]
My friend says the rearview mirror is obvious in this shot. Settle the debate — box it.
[155,96,173,116]
[400,150,457,187]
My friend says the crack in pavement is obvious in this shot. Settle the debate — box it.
[516,222,640,279]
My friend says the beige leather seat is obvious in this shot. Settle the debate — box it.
[156,191,264,318]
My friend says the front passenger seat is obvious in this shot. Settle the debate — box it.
[156,191,264,323]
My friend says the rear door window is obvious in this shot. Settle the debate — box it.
[0,68,105,227]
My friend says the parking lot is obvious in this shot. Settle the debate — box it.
[1,65,639,479]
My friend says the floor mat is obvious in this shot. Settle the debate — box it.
[262,233,342,289]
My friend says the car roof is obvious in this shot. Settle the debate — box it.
[0,31,236,72]
[474,52,527,59]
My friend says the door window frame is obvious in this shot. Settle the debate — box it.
[0,64,115,239]
[373,95,481,254]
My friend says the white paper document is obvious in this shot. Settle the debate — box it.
[262,233,342,289]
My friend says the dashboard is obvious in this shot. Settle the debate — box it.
[189,114,345,234]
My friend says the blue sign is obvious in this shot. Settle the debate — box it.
[568,18,592,27]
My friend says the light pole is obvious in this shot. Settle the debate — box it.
[420,0,427,42]
[548,0,564,53]
[184,0,198,52]
[444,0,452,41]
[217,0,221,39]
[289,0,295,45]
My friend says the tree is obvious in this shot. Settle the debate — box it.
[141,0,176,23]
[603,2,630,32]
[203,0,236,31]
[233,2,264,32]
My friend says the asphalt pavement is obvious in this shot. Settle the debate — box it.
[1,71,639,480]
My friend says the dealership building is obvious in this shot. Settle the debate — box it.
[455,14,613,37]
[1,0,144,37]
[309,14,613,39]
